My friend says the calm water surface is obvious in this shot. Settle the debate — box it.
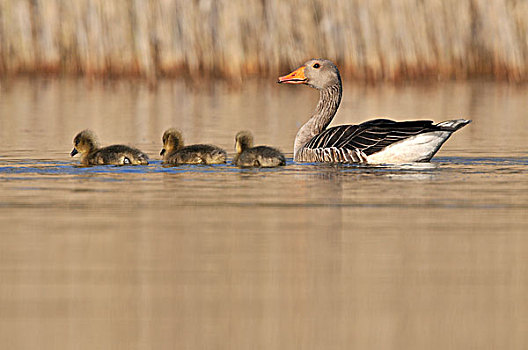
[1,79,527,349]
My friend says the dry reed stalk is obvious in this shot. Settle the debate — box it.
[0,0,527,81]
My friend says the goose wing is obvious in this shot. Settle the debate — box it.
[302,119,441,160]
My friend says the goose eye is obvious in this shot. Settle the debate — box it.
[313,63,320,69]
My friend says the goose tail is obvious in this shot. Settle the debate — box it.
[436,119,472,131]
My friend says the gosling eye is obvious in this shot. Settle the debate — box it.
[75,140,79,146]
[313,63,320,69]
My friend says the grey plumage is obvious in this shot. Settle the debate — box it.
[298,119,471,163]
[279,59,471,164]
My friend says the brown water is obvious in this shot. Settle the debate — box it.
[1,78,527,349]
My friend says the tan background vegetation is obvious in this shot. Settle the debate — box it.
[0,0,527,81]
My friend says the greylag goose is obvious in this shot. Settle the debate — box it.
[278,59,471,164]
[160,128,227,165]
[234,130,286,168]
[70,130,149,165]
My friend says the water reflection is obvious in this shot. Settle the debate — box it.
[0,79,527,349]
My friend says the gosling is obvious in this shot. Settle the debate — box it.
[234,131,286,168]
[70,130,149,166]
[160,128,227,165]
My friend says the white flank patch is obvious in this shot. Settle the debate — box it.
[366,131,452,164]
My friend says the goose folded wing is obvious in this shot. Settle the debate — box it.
[304,119,440,156]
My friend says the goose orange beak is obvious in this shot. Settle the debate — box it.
[278,66,307,84]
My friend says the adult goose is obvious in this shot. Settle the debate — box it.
[234,130,286,168]
[278,59,471,164]
[70,130,149,165]
[160,128,227,165]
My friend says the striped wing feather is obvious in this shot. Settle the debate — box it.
[302,119,440,161]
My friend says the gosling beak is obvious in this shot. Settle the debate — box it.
[70,148,78,157]
[278,66,307,84]
[160,148,166,156]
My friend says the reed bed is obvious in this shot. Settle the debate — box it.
[0,0,527,82]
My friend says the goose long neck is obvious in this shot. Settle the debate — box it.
[294,82,342,158]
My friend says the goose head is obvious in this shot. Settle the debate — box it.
[71,129,98,157]
[160,128,184,157]
[235,130,254,154]
[278,59,341,90]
